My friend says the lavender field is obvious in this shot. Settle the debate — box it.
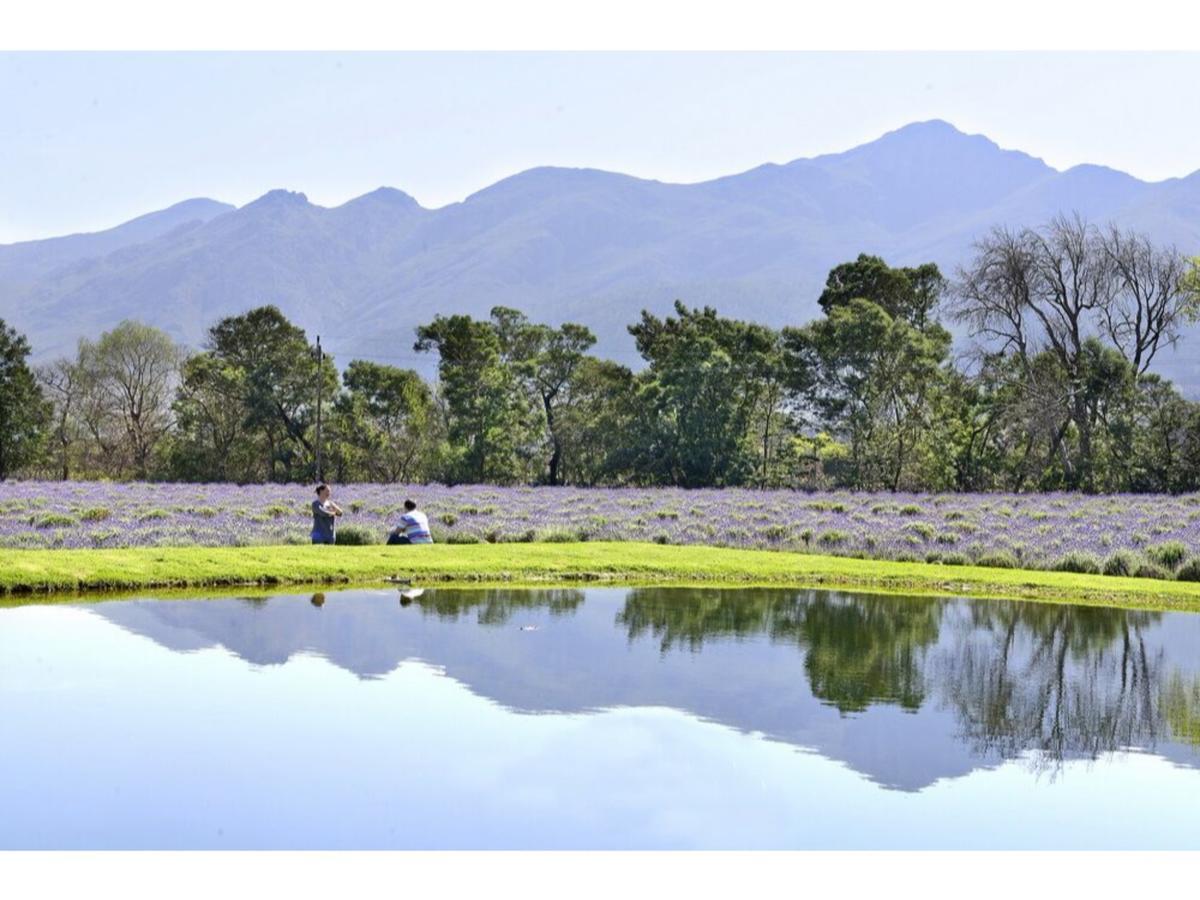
[3,481,1200,579]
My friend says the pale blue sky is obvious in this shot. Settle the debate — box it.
[2,52,1199,244]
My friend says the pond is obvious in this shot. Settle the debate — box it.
[2,586,1198,849]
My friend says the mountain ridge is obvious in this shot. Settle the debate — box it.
[3,119,1199,387]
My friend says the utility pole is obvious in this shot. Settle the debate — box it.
[315,335,323,482]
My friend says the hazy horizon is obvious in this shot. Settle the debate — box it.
[3,51,1200,243]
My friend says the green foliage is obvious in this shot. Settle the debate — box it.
[625,302,783,488]
[1102,550,1141,577]
[443,531,482,544]
[334,525,378,546]
[35,513,77,528]
[1134,561,1172,580]
[976,551,1019,569]
[1053,552,1103,575]
[170,306,336,483]
[415,313,534,484]
[0,319,51,479]
[1147,541,1189,570]
[1174,558,1200,582]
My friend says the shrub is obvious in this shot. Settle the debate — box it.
[439,512,459,527]
[138,509,171,521]
[935,532,959,545]
[1134,561,1171,580]
[817,529,849,546]
[335,525,378,545]
[941,553,970,566]
[899,504,923,516]
[904,521,936,541]
[535,527,580,543]
[1102,550,1140,578]
[652,532,671,545]
[759,524,790,541]
[444,531,482,544]
[1175,558,1200,582]
[35,513,78,528]
[497,528,536,544]
[1052,551,1102,575]
[1146,541,1188,570]
[349,500,366,513]
[79,506,111,522]
[976,551,1019,569]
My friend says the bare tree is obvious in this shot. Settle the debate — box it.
[36,358,85,480]
[1098,226,1197,374]
[951,216,1195,489]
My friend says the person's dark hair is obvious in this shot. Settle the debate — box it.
[404,498,417,511]
[315,483,330,495]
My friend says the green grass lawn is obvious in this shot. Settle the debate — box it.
[3,542,1200,612]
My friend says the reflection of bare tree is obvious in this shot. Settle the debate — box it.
[937,603,1166,767]
[411,588,584,625]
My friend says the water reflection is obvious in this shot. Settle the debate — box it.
[54,587,1200,789]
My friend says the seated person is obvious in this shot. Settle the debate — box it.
[388,498,434,545]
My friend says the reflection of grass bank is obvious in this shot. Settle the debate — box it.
[4,543,1200,612]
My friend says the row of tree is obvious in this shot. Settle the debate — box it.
[2,215,1198,492]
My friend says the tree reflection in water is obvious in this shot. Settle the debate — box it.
[1162,673,1200,747]
[407,588,584,626]
[617,588,945,713]
[937,603,1166,768]
[615,587,1198,765]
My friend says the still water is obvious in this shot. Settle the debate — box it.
[2,587,1198,849]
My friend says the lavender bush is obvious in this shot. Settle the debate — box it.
[2,481,1199,578]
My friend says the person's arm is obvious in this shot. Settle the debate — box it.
[329,501,344,516]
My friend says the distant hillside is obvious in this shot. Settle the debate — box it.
[2,120,1198,386]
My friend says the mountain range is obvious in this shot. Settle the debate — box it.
[3,119,1199,385]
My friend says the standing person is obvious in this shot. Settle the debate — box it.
[388,498,433,545]
[311,483,343,545]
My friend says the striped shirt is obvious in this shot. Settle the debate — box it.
[397,510,433,543]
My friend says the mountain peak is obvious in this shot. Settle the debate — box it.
[339,186,421,210]
[245,189,311,210]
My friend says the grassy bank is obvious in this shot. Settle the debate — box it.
[3,542,1200,612]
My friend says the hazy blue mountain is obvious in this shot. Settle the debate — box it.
[2,120,1198,384]
[0,197,233,288]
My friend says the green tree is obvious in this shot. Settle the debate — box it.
[414,314,532,484]
[172,306,335,482]
[489,307,597,485]
[0,319,50,479]
[818,254,945,328]
[555,357,639,485]
[627,302,780,487]
[784,298,953,490]
[77,321,185,478]
[328,360,438,483]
